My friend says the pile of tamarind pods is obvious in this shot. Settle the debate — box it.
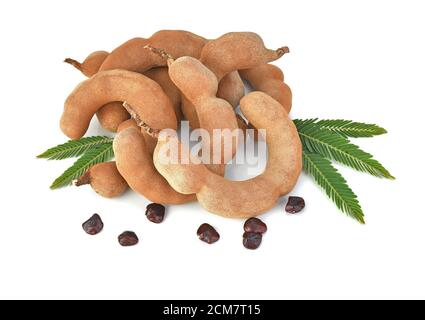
[62,30,302,219]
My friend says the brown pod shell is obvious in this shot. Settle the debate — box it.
[60,69,177,141]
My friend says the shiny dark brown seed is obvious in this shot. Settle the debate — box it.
[118,231,139,246]
[285,196,305,213]
[244,218,267,234]
[145,203,165,224]
[82,214,103,235]
[197,223,220,244]
[243,232,262,250]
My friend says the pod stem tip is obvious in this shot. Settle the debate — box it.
[276,46,290,57]
[74,171,90,186]
[64,58,83,71]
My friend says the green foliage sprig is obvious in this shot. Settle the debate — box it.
[294,119,394,179]
[313,119,387,138]
[37,136,113,160]
[302,151,364,223]
[293,118,394,223]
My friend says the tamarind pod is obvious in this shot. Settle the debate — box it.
[95,68,183,133]
[64,51,185,130]
[60,69,177,141]
[64,51,109,78]
[239,64,292,113]
[113,127,195,204]
[166,56,239,176]
[144,67,183,122]
[99,30,207,73]
[75,162,128,198]
[153,92,302,218]
[200,32,289,81]
[64,51,131,131]
[63,51,130,132]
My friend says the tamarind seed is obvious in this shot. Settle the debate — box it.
[243,232,262,250]
[285,196,305,213]
[197,223,220,244]
[244,218,267,234]
[145,203,165,224]
[82,214,103,235]
[118,231,139,246]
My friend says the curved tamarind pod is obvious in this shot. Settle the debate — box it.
[64,51,109,77]
[60,69,177,142]
[161,53,239,176]
[95,68,182,133]
[75,162,128,198]
[64,51,130,131]
[113,126,195,204]
[65,51,184,129]
[200,32,289,81]
[95,68,184,131]
[153,92,302,218]
[145,67,183,122]
[99,30,207,73]
[240,64,292,113]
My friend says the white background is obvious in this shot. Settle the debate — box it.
[0,0,424,300]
